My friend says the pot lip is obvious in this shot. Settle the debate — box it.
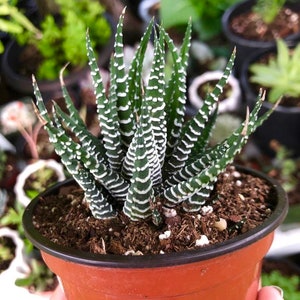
[240,44,300,113]
[222,0,300,48]
[22,165,288,269]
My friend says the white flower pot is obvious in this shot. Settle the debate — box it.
[188,70,241,114]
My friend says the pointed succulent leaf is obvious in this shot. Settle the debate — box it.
[53,102,107,165]
[166,91,265,189]
[32,14,275,223]
[162,130,245,207]
[163,92,269,209]
[127,18,154,115]
[86,32,124,171]
[33,78,116,218]
[145,34,167,167]
[164,49,236,176]
[160,22,191,157]
[123,123,154,221]
[109,11,135,149]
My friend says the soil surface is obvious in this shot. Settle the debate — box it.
[230,7,300,41]
[32,165,275,255]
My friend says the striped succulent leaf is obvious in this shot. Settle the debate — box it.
[164,49,236,177]
[161,22,192,159]
[33,12,274,224]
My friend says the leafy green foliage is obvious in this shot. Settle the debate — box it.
[19,0,111,80]
[252,0,286,24]
[0,149,7,180]
[0,202,33,253]
[160,0,240,40]
[0,237,14,262]
[262,270,300,300]
[271,142,298,192]
[33,12,274,224]
[0,0,40,53]
[15,259,56,292]
[250,39,300,103]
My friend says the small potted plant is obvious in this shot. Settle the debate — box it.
[222,0,300,76]
[1,0,115,102]
[240,38,300,157]
[22,12,288,299]
[0,99,66,207]
[188,69,241,114]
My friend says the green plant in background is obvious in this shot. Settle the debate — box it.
[0,149,7,180]
[12,0,111,80]
[270,141,298,193]
[252,0,286,24]
[0,0,40,53]
[34,12,274,223]
[34,0,111,80]
[0,237,14,262]
[15,258,56,292]
[262,270,300,300]
[24,167,61,200]
[250,39,300,103]
[0,201,33,253]
[160,0,240,41]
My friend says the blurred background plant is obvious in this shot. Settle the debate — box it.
[250,39,300,103]
[252,0,286,24]
[0,0,40,53]
[5,0,111,80]
[160,0,240,41]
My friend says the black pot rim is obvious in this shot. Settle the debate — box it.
[222,0,300,48]
[22,165,288,269]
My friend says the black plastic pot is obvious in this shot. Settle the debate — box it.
[240,45,300,158]
[0,14,115,103]
[222,0,300,77]
[22,166,288,299]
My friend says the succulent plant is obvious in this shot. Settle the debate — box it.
[250,39,300,103]
[33,12,274,225]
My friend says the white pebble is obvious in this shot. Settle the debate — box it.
[124,250,144,256]
[159,230,171,240]
[195,235,210,247]
[214,218,227,231]
[201,205,213,215]
[162,207,177,218]
[233,171,241,178]
[236,180,242,187]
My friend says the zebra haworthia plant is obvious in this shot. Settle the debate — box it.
[33,12,274,225]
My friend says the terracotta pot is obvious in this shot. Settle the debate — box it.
[222,0,300,77]
[240,45,300,158]
[22,166,288,300]
[0,13,115,103]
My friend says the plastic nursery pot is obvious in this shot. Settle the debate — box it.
[22,166,288,300]
[0,13,115,103]
[222,0,300,77]
[188,70,241,114]
[240,45,300,158]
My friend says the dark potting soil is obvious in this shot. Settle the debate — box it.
[31,165,275,255]
[230,7,300,42]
